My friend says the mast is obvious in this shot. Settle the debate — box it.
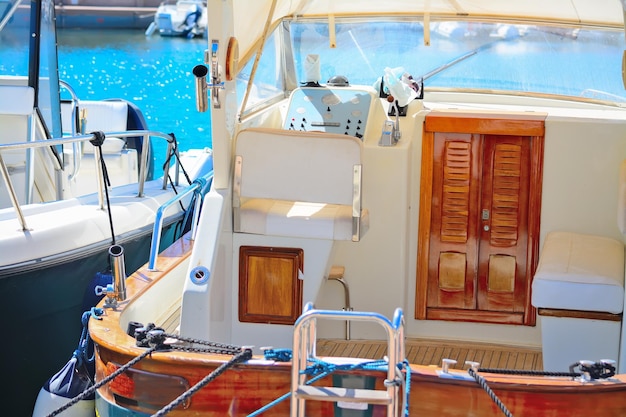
[28,0,42,107]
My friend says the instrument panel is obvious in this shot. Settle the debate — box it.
[283,87,373,139]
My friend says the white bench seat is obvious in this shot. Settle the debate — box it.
[239,199,369,241]
[233,128,369,241]
[532,231,625,371]
[532,231,625,314]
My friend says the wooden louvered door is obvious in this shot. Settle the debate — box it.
[426,133,481,311]
[477,135,530,315]
[417,113,544,325]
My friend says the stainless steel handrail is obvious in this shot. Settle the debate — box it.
[291,303,405,417]
[0,129,176,230]
[59,80,83,182]
[0,152,28,229]
[147,172,213,271]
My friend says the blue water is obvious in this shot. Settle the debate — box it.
[57,29,213,156]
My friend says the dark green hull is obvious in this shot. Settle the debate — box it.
[0,220,185,416]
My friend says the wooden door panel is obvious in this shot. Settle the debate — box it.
[427,133,481,310]
[478,136,530,313]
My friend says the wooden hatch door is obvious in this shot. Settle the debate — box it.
[417,114,544,325]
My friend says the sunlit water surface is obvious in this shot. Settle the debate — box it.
[57,29,213,156]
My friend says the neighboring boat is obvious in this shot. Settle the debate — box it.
[0,1,213,415]
[80,0,626,416]
[145,0,206,38]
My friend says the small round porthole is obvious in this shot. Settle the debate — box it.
[189,266,210,285]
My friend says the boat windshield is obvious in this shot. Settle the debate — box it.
[0,0,62,138]
[238,19,626,112]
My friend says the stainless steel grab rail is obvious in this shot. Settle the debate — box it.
[59,80,83,182]
[146,172,213,271]
[0,130,176,231]
[291,303,405,417]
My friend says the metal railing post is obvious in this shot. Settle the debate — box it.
[0,152,29,230]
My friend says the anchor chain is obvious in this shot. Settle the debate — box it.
[133,322,244,355]
[478,368,580,378]
[479,360,616,380]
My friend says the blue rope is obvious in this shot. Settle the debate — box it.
[402,359,411,417]
[304,357,390,375]
[262,348,292,362]
[246,362,331,417]
[246,392,290,416]
[73,308,103,367]
[248,350,411,416]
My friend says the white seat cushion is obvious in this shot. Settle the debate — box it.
[240,198,369,241]
[532,231,625,314]
[61,100,128,137]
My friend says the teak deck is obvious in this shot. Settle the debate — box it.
[163,306,542,371]
[317,338,543,371]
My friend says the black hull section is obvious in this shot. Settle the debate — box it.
[0,220,184,416]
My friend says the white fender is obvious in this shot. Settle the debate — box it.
[32,356,95,417]
[32,389,94,417]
